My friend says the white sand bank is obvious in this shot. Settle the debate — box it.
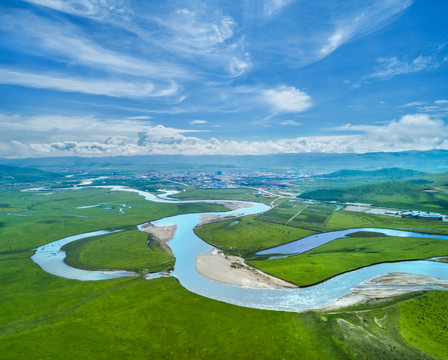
[139,222,177,255]
[196,251,297,289]
[324,272,448,309]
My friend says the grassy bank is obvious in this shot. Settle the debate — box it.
[1,250,446,359]
[63,229,175,273]
[325,210,448,235]
[249,234,448,286]
[1,184,448,359]
[194,215,314,256]
[173,187,275,204]
[0,187,227,253]
[299,180,448,213]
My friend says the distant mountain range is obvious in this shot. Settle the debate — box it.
[0,149,447,173]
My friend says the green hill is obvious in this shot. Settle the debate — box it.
[299,180,448,212]
[320,167,427,180]
[0,164,62,183]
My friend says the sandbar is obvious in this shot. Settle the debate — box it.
[324,272,448,309]
[196,250,297,289]
[139,222,177,255]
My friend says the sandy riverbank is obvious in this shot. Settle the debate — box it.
[197,213,245,226]
[324,272,448,309]
[139,222,177,255]
[196,250,297,289]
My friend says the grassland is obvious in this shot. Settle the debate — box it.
[256,199,306,224]
[249,233,448,286]
[63,229,175,273]
[194,215,314,256]
[1,182,448,358]
[1,250,446,359]
[0,187,227,253]
[256,199,337,231]
[299,180,448,213]
[325,210,448,235]
[172,187,275,204]
[326,291,448,360]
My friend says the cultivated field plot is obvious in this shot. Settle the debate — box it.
[256,200,307,224]
[257,200,337,231]
[288,202,337,231]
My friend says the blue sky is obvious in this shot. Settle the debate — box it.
[1,0,448,157]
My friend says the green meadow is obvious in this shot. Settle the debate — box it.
[194,215,314,256]
[1,184,448,359]
[172,187,274,204]
[0,187,227,253]
[63,229,175,273]
[325,210,448,235]
[249,233,448,286]
[299,180,448,213]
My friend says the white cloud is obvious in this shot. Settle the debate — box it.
[262,86,313,113]
[369,55,438,79]
[0,12,188,81]
[0,68,179,98]
[318,0,414,59]
[281,120,302,126]
[190,120,208,125]
[263,0,294,17]
[23,0,115,17]
[401,101,427,108]
[435,99,448,104]
[337,114,448,151]
[127,116,152,120]
[3,113,447,157]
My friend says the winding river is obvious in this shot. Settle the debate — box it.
[31,186,448,312]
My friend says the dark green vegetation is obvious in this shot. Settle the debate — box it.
[299,180,448,213]
[195,215,314,257]
[0,164,62,183]
[63,229,174,273]
[249,234,448,286]
[294,167,432,192]
[321,167,427,180]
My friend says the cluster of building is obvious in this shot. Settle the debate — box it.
[400,211,443,221]
[149,171,304,189]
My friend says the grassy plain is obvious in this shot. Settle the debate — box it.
[325,210,448,235]
[256,199,337,231]
[173,187,274,204]
[249,234,448,286]
[1,252,445,359]
[63,229,174,273]
[326,291,448,360]
[0,187,227,253]
[1,183,448,358]
[300,180,448,213]
[194,215,315,256]
[256,199,306,224]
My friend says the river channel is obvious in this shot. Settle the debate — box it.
[31,186,448,312]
